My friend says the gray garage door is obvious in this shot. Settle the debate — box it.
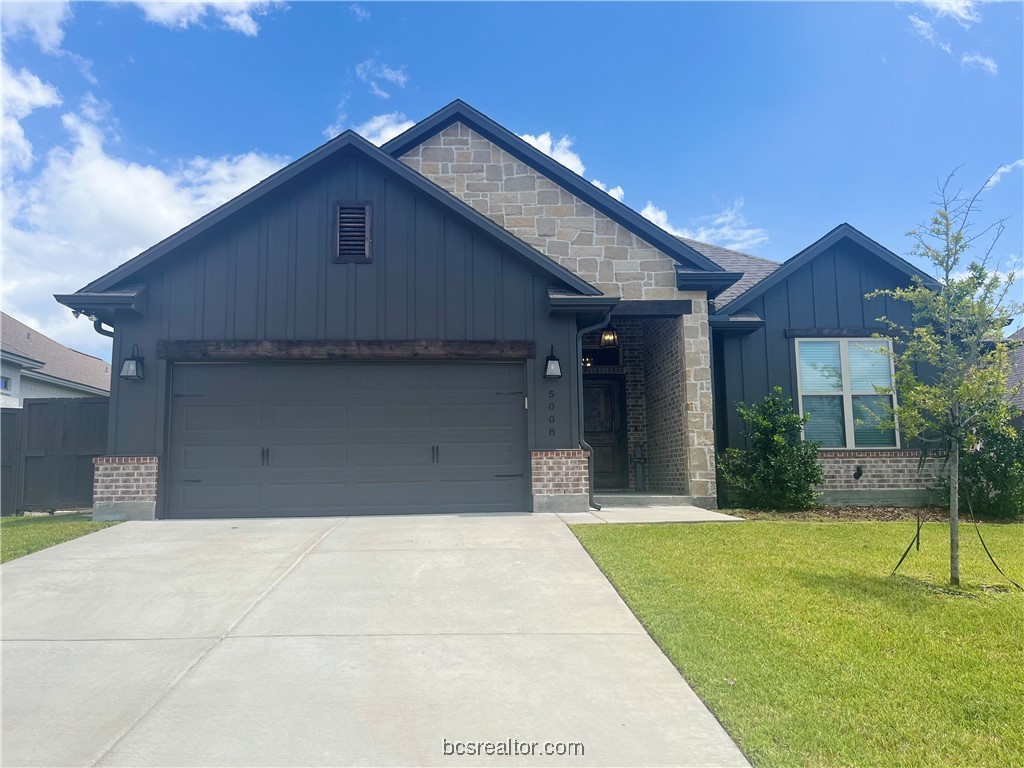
[166,362,528,518]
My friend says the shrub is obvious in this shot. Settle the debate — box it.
[719,387,824,510]
[948,414,1024,519]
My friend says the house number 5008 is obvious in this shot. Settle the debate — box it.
[548,389,557,436]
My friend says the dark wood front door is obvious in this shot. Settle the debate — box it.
[583,377,627,490]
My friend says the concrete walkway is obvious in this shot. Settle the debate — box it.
[2,514,748,767]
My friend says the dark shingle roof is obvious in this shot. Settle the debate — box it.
[1008,326,1024,411]
[1,313,111,392]
[676,237,780,309]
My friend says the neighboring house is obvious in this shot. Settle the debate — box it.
[1,313,111,408]
[56,100,933,519]
[1008,327,1024,412]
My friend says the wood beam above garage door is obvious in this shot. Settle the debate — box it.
[156,339,536,361]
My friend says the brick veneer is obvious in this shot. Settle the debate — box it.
[93,456,159,520]
[817,450,947,492]
[531,450,589,513]
[401,123,681,300]
[643,317,686,493]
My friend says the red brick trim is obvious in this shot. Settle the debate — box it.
[93,456,159,504]
[531,450,589,496]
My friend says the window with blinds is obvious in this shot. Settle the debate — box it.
[333,202,372,264]
[795,338,897,448]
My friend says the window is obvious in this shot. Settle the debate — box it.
[333,201,372,264]
[0,376,10,391]
[795,338,898,448]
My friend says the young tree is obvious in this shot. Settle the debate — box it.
[872,169,1022,585]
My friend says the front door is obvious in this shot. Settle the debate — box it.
[583,377,627,490]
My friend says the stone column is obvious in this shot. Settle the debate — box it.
[678,292,717,506]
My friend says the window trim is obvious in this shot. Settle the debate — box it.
[794,337,899,449]
[0,376,10,391]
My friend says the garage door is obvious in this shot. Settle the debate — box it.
[166,362,528,518]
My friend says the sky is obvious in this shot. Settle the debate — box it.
[2,0,1022,360]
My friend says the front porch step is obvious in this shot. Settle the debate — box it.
[594,493,711,508]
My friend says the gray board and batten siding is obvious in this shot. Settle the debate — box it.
[712,232,927,454]
[97,146,587,515]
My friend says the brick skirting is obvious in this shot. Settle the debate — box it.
[93,456,159,520]
[817,449,947,506]
[531,450,589,513]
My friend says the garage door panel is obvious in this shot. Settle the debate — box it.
[167,362,527,518]
[180,483,262,513]
[431,479,520,505]
[266,443,349,470]
[267,405,348,429]
[182,405,262,432]
[436,441,516,467]
[349,442,434,469]
[180,445,263,472]
[264,481,348,510]
[436,403,517,428]
[348,480,433,508]
[349,404,432,429]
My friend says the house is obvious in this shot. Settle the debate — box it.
[1,313,111,408]
[55,100,934,520]
[1008,327,1024,412]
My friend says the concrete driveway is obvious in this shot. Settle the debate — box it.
[2,514,748,767]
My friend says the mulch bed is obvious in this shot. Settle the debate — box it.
[727,506,1002,523]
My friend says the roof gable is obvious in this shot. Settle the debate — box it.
[677,237,780,307]
[383,100,724,275]
[67,131,599,300]
[717,223,937,315]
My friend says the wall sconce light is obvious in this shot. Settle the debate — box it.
[543,346,562,379]
[119,344,145,381]
[599,325,619,348]
[582,356,593,368]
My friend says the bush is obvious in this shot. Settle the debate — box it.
[719,387,824,510]
[950,415,1024,519]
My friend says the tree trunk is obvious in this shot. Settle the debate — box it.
[949,441,960,586]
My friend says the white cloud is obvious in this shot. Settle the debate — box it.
[518,131,585,176]
[908,14,935,42]
[591,179,625,202]
[351,112,414,146]
[641,198,769,253]
[131,2,277,36]
[920,0,980,26]
[985,159,1024,189]
[349,4,370,21]
[2,102,287,358]
[323,96,349,140]
[355,59,408,99]
[0,58,62,173]
[0,1,72,54]
[961,52,998,75]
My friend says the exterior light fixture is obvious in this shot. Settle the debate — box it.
[582,356,593,368]
[119,344,145,381]
[543,346,562,379]
[599,326,619,348]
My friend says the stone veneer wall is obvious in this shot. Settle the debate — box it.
[531,450,589,513]
[401,123,680,300]
[583,318,645,489]
[680,295,716,500]
[643,318,686,494]
[817,450,946,505]
[93,456,159,520]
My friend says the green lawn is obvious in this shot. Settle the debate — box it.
[1,514,121,563]
[573,521,1024,768]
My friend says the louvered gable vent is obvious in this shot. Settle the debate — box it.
[334,202,372,263]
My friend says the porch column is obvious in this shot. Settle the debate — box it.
[677,292,717,505]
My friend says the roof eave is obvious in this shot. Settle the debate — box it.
[675,268,743,300]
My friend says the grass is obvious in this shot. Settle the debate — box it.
[0,514,121,563]
[572,520,1024,768]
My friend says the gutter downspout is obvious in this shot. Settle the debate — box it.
[93,320,114,338]
[576,308,615,511]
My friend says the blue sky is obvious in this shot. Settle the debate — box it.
[2,1,1021,358]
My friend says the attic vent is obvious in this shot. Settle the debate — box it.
[333,201,372,264]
